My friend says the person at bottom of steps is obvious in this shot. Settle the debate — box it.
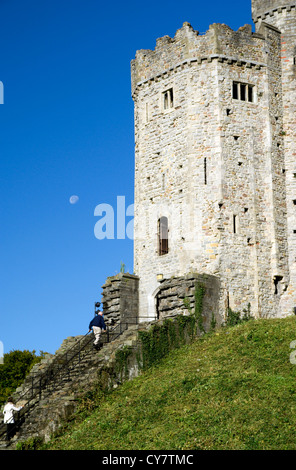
[88,311,106,350]
[3,397,23,441]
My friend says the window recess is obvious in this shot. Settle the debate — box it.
[233,214,238,234]
[158,217,169,255]
[233,81,254,103]
[162,88,174,111]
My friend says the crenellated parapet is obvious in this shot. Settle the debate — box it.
[131,21,281,97]
[252,0,296,23]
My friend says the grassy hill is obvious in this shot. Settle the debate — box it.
[39,316,296,450]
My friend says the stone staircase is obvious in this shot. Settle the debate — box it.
[0,313,197,449]
[0,321,141,449]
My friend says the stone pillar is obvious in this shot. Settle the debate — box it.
[101,273,139,326]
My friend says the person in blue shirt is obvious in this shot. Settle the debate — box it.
[88,311,106,350]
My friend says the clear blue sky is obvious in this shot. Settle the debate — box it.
[0,0,253,355]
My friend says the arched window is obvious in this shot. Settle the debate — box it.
[158,217,168,255]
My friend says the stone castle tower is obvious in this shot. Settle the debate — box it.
[130,0,296,323]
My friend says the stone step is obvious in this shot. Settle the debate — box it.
[4,322,142,446]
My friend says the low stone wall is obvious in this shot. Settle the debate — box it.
[7,313,203,448]
[156,274,221,331]
[96,314,199,391]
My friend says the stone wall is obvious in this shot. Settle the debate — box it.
[252,1,296,22]
[155,274,221,331]
[252,3,296,316]
[101,273,139,325]
[3,314,202,448]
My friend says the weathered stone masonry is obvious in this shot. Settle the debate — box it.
[156,273,221,330]
[130,0,296,323]
[2,314,201,447]
[5,0,296,448]
[102,273,139,325]
[251,1,296,316]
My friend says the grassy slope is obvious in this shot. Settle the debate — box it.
[42,317,296,450]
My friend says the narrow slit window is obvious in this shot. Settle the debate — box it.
[204,157,207,185]
[240,84,246,101]
[233,82,238,100]
[164,92,168,110]
[158,217,169,255]
[274,276,283,295]
[163,88,174,110]
[169,88,173,106]
[233,215,237,234]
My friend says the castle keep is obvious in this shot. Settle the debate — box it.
[3,1,296,447]
[128,0,296,324]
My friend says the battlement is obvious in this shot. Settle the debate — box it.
[252,1,296,22]
[131,21,279,96]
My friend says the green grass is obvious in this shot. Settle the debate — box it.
[41,316,296,450]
